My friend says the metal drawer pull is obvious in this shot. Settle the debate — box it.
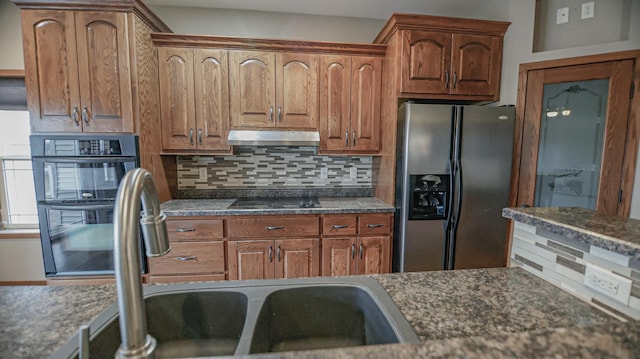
[277,245,282,262]
[351,243,356,259]
[175,227,196,232]
[278,106,282,123]
[444,69,450,88]
[352,130,356,146]
[265,225,284,230]
[189,128,194,145]
[452,71,457,89]
[176,256,197,261]
[345,131,349,146]
[360,243,363,259]
[269,105,274,122]
[268,245,273,262]
[367,224,384,228]
[82,107,90,125]
[198,128,203,145]
[72,107,80,126]
[332,225,349,229]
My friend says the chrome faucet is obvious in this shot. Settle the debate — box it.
[113,168,170,359]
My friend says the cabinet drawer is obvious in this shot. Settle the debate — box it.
[358,214,392,235]
[228,216,320,238]
[148,274,226,283]
[148,241,225,275]
[166,219,224,241]
[322,215,357,236]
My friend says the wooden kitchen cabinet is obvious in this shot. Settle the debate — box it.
[148,217,226,283]
[228,239,320,280]
[229,50,319,130]
[158,47,230,152]
[321,213,392,276]
[319,55,382,154]
[22,10,133,133]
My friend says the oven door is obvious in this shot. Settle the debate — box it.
[38,202,146,276]
[32,157,137,202]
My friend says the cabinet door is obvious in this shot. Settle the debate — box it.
[22,10,81,132]
[350,56,382,152]
[229,51,275,128]
[321,238,356,276]
[319,55,351,152]
[401,30,451,95]
[194,49,231,151]
[158,47,196,150]
[275,53,318,129]
[357,236,391,275]
[228,240,274,280]
[450,34,502,97]
[75,11,133,132]
[275,239,320,279]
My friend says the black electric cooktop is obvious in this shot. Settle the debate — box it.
[228,197,321,209]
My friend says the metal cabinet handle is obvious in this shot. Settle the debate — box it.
[268,245,273,262]
[351,243,356,259]
[189,128,194,145]
[367,224,384,228]
[352,130,356,146]
[198,128,203,145]
[176,256,197,261]
[175,227,196,232]
[345,131,349,147]
[331,225,349,229]
[452,71,457,89]
[444,69,450,89]
[277,245,281,262]
[278,106,282,123]
[360,243,364,259]
[72,107,80,126]
[269,105,274,122]
[265,225,284,230]
[82,107,90,126]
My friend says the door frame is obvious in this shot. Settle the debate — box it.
[510,50,640,217]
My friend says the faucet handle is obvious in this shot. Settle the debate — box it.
[140,212,170,256]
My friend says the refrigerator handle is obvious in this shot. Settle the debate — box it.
[446,107,464,270]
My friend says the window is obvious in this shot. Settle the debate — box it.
[0,110,38,228]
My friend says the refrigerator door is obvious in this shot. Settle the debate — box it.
[452,106,515,269]
[395,103,454,272]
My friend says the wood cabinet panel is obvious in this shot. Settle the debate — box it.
[166,218,224,240]
[350,56,382,152]
[148,274,225,283]
[147,241,225,275]
[227,216,320,239]
[319,55,351,151]
[275,238,320,279]
[322,215,357,236]
[229,51,275,128]
[357,236,391,275]
[22,10,80,132]
[401,30,451,94]
[451,33,501,97]
[228,240,275,280]
[75,11,132,132]
[321,238,356,276]
[194,49,231,151]
[276,53,318,129]
[358,214,392,235]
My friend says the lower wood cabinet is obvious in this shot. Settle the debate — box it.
[228,238,320,280]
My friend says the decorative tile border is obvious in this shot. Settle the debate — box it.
[177,146,372,190]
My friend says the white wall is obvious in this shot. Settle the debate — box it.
[0,0,24,70]
[0,238,45,281]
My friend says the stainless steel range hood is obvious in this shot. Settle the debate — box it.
[227,130,320,146]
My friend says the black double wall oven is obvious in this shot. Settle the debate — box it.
[31,135,145,277]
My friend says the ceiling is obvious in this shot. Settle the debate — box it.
[143,0,497,20]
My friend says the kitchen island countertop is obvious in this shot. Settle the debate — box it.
[2,267,638,358]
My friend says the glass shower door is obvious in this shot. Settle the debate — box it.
[534,79,609,209]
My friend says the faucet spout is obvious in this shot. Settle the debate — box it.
[114,168,170,358]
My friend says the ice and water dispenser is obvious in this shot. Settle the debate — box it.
[408,174,449,220]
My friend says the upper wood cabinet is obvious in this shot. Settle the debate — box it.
[22,10,133,133]
[319,55,382,154]
[158,47,230,152]
[374,14,510,102]
[229,51,319,130]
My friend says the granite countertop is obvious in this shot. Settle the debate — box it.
[2,267,638,358]
[160,197,395,216]
[503,206,640,261]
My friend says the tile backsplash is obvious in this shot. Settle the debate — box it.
[177,146,372,189]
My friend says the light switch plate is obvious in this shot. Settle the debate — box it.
[557,7,569,24]
[584,264,632,305]
[581,2,595,19]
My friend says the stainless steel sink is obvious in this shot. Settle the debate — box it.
[50,277,419,358]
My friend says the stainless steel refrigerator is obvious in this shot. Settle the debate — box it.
[394,103,515,272]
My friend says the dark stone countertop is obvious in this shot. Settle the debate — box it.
[2,267,638,358]
[160,197,395,216]
[503,207,640,261]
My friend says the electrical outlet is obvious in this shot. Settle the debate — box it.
[581,2,595,19]
[199,167,207,181]
[320,167,328,179]
[350,167,357,179]
[584,264,632,305]
[557,7,569,24]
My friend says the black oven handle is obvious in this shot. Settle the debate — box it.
[32,156,136,163]
[46,204,115,211]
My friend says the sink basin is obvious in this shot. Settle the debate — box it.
[50,277,419,358]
